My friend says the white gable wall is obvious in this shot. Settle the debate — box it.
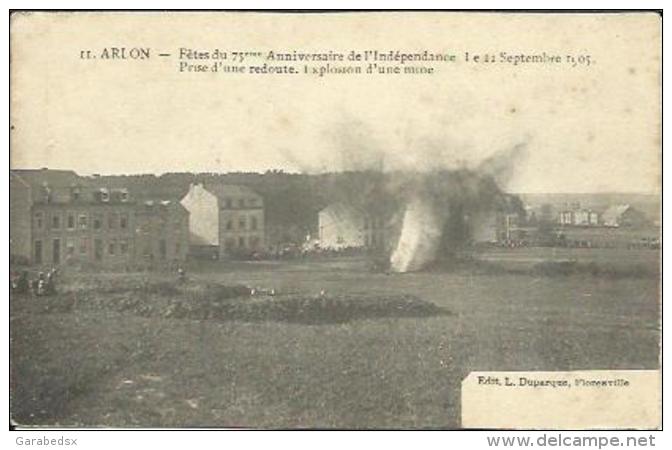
[318,205,365,249]
[180,183,219,246]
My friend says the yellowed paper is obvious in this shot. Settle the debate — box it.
[462,370,661,429]
[10,11,661,429]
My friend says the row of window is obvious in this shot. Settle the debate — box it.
[224,215,259,231]
[34,237,184,263]
[223,235,262,250]
[34,211,130,231]
[137,219,185,234]
[221,197,260,209]
[140,241,182,260]
[33,237,131,265]
[68,188,129,203]
[66,237,130,257]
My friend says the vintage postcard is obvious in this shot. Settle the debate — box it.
[9,11,661,429]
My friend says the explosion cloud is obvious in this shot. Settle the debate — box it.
[387,152,526,272]
[389,194,446,273]
[280,118,528,273]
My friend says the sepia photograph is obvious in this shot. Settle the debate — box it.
[8,10,662,430]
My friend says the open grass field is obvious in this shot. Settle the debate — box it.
[10,247,660,428]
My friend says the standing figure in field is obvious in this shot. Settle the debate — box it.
[34,272,46,296]
[177,266,187,283]
[44,268,58,296]
[11,270,30,295]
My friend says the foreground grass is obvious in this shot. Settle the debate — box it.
[11,251,660,428]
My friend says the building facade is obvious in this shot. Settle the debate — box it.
[135,200,189,264]
[471,211,523,243]
[10,169,81,263]
[318,203,365,249]
[10,172,33,263]
[602,204,650,228]
[181,183,265,258]
[559,208,599,227]
[318,203,390,250]
[11,169,190,267]
[180,183,219,254]
[30,186,137,266]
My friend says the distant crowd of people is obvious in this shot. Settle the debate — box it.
[11,265,188,296]
[243,245,374,261]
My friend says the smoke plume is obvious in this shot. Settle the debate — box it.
[389,194,446,272]
[278,118,529,272]
[386,142,527,272]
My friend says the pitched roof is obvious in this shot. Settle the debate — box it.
[202,183,262,199]
[11,169,81,188]
[12,169,85,204]
[139,199,188,214]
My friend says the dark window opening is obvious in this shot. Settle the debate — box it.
[94,239,103,261]
[79,238,88,255]
[34,240,43,264]
[78,214,88,230]
[52,239,60,264]
[225,238,234,250]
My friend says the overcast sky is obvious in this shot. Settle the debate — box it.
[10,12,661,193]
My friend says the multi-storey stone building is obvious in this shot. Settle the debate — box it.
[10,169,81,263]
[30,185,137,266]
[180,183,265,258]
[135,200,189,264]
[10,169,189,267]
